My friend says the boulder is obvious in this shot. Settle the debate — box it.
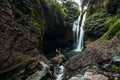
[112,55,120,66]
[69,74,84,80]
[26,61,50,80]
[84,71,94,79]
[69,73,108,80]
[89,74,108,80]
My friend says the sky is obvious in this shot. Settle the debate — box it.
[73,0,80,6]
[57,0,81,6]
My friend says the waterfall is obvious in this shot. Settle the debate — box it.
[73,0,89,52]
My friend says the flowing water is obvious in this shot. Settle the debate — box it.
[44,1,90,80]
[73,0,89,52]
[55,65,64,80]
[55,1,90,80]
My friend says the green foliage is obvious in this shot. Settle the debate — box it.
[13,0,46,35]
[104,0,120,14]
[85,0,120,41]
[110,65,120,73]
[87,0,105,16]
[116,31,120,37]
[0,0,9,6]
[9,0,80,52]
[85,12,115,40]
[62,0,80,26]
[102,19,120,39]
[49,0,61,8]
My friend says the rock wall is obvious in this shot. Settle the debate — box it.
[84,0,120,41]
[63,0,120,79]
[0,0,65,79]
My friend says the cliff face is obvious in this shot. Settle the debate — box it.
[2,0,67,52]
[85,0,120,40]
[64,0,120,79]
[0,0,66,79]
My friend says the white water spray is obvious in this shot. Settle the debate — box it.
[73,0,89,52]
[54,65,64,80]
[56,65,64,80]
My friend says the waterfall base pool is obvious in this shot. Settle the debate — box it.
[44,49,82,59]
[62,50,82,58]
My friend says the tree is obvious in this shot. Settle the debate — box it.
[61,0,80,26]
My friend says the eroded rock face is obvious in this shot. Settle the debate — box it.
[0,0,64,79]
[0,2,51,79]
[0,1,43,79]
[63,36,120,80]
[0,53,50,80]
[0,0,42,55]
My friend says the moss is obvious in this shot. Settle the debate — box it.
[86,0,120,41]
[104,0,120,14]
[38,20,46,36]
[85,12,115,40]
[0,0,9,6]
[109,65,120,73]
[36,0,41,5]
[102,19,120,39]
[116,31,120,37]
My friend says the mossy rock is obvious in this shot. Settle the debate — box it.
[0,0,9,6]
[109,64,120,73]
[84,12,115,40]
[102,19,120,39]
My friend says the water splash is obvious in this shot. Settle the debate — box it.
[54,65,64,80]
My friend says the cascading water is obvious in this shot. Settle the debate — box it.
[73,0,89,52]
[54,1,90,80]
[56,65,64,80]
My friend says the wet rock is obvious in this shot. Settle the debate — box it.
[112,55,120,66]
[89,74,108,80]
[56,65,64,80]
[64,36,120,79]
[0,52,50,80]
[103,64,110,69]
[69,72,109,80]
[69,74,84,80]
[69,71,94,80]
[26,61,50,80]
[84,71,94,79]
[112,73,120,80]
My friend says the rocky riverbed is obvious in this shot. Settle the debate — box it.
[63,36,120,80]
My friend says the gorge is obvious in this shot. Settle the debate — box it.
[0,0,120,80]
